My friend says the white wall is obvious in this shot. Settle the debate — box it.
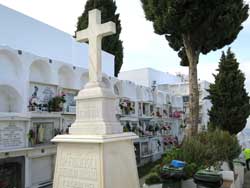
[147,68,182,86]
[119,68,150,86]
[0,5,115,77]
[119,68,181,87]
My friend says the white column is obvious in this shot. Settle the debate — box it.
[25,157,31,188]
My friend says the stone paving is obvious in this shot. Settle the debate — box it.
[243,171,250,188]
[139,176,146,188]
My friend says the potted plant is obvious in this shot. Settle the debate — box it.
[193,170,223,188]
[48,94,66,112]
[119,99,132,115]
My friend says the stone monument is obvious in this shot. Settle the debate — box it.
[52,9,140,188]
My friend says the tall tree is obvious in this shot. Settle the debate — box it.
[206,48,250,135]
[76,0,123,76]
[141,0,249,136]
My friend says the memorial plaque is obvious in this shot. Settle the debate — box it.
[29,83,57,105]
[54,144,100,188]
[0,123,26,150]
[77,101,100,120]
[62,89,77,113]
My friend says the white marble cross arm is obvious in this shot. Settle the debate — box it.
[76,29,89,42]
[97,22,116,37]
[76,20,116,42]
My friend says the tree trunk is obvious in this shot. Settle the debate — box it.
[183,35,200,136]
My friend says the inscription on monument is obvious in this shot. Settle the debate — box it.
[57,149,98,188]
[77,101,100,120]
[0,123,25,150]
[59,177,96,188]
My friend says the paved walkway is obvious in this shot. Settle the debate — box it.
[139,176,146,188]
[243,171,250,188]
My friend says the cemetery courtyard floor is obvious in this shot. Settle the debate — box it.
[243,171,250,188]
[139,170,250,188]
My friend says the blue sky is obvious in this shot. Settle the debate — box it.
[0,0,249,91]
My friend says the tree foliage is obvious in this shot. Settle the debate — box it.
[206,48,250,134]
[76,0,124,76]
[141,0,249,135]
[141,0,249,66]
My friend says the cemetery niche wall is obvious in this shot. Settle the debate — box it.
[0,121,26,150]
[0,44,192,188]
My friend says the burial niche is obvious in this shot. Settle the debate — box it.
[30,60,52,84]
[0,49,22,82]
[0,85,22,113]
[0,157,25,188]
[58,65,75,89]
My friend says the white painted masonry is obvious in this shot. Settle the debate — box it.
[0,4,115,77]
[118,68,182,87]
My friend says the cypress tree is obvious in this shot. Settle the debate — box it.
[206,48,250,135]
[76,0,123,77]
[141,0,249,136]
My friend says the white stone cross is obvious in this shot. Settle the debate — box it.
[76,9,116,84]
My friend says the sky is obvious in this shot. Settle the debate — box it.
[0,0,250,91]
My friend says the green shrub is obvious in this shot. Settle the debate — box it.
[145,172,161,185]
[151,164,161,174]
[146,130,241,183]
[183,163,198,178]
[181,129,241,170]
[162,148,183,164]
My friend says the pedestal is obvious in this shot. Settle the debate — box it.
[53,79,140,188]
[52,133,140,188]
[69,85,123,135]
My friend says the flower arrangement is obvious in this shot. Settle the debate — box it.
[163,135,178,145]
[156,111,162,118]
[162,124,171,130]
[48,93,66,112]
[119,99,135,115]
[170,111,182,118]
[27,129,35,146]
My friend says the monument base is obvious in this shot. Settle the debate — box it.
[52,133,140,188]
[69,84,123,135]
